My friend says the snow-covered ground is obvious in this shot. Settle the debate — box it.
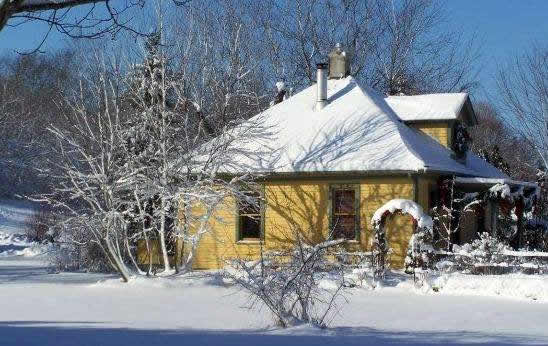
[1,251,548,345]
[1,200,547,346]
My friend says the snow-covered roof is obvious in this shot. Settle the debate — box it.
[228,77,506,179]
[385,93,470,122]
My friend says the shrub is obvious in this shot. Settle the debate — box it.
[24,207,57,243]
[404,227,435,273]
[225,233,348,328]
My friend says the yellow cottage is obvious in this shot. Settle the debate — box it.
[176,46,515,271]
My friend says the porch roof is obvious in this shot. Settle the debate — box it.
[454,177,538,194]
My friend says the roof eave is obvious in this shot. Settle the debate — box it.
[462,96,478,126]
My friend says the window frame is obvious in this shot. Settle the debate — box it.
[235,187,265,243]
[328,183,361,241]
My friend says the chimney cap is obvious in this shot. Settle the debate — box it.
[328,43,349,79]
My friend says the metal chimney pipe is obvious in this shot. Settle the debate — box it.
[316,63,328,111]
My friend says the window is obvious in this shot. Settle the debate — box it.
[237,192,263,241]
[330,184,359,240]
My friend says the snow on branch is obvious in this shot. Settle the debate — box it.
[225,230,349,328]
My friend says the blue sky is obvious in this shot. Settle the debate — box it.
[1,0,547,102]
[444,0,548,101]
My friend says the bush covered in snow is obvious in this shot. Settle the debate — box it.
[457,232,511,263]
[48,220,120,273]
[24,207,58,243]
[437,233,548,275]
[225,233,349,328]
[404,228,435,273]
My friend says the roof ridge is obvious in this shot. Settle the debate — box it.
[349,79,428,169]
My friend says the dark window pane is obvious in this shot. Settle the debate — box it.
[334,189,354,214]
[238,192,262,240]
[240,215,260,239]
[332,215,356,240]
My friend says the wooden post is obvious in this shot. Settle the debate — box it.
[515,198,525,250]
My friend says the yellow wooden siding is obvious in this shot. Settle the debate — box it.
[384,213,414,268]
[409,123,451,148]
[417,176,437,212]
[137,239,169,265]
[181,177,417,270]
[360,178,415,268]
[185,196,262,270]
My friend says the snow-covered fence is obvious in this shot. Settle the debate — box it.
[331,250,374,269]
[435,233,548,274]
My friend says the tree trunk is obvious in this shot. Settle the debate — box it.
[105,234,131,282]
[125,227,143,275]
[158,197,170,272]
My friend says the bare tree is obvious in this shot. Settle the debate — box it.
[0,0,192,53]
[117,6,276,274]
[469,102,536,180]
[170,0,270,128]
[34,54,134,282]
[0,50,77,197]
[245,0,379,90]
[497,44,548,171]
[369,0,481,95]
[244,0,480,95]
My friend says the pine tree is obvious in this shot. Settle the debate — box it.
[121,31,179,273]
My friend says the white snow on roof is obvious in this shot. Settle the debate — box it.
[454,177,538,188]
[385,93,468,122]
[229,77,506,179]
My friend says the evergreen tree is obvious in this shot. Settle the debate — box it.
[121,32,180,273]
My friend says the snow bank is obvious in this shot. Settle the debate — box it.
[0,231,51,258]
[372,199,433,230]
[432,273,548,302]
[0,243,52,258]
